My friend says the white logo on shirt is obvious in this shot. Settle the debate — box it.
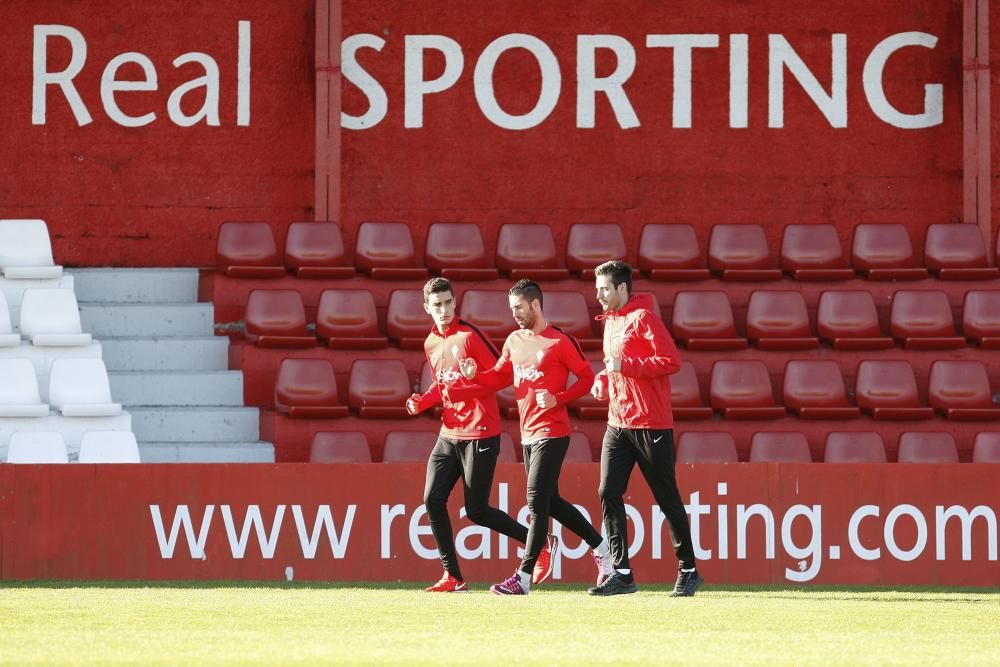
[437,368,463,384]
[513,364,544,384]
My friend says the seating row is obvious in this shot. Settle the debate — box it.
[4,430,140,463]
[0,219,63,280]
[216,221,999,283]
[0,358,121,418]
[0,289,91,346]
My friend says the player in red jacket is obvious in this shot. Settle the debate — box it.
[451,280,614,595]
[589,260,703,597]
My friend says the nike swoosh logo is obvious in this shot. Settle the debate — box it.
[478,446,491,453]
[653,437,663,445]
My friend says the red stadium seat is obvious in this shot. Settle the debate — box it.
[316,289,388,349]
[671,291,748,350]
[348,359,412,418]
[923,223,998,281]
[566,224,627,278]
[780,224,854,281]
[746,291,819,350]
[816,290,894,350]
[749,432,812,462]
[425,223,499,281]
[543,291,599,349]
[671,362,712,420]
[459,290,515,346]
[677,432,739,464]
[851,224,928,280]
[284,222,355,279]
[782,360,860,419]
[565,433,594,462]
[897,432,959,463]
[498,432,519,463]
[928,360,1000,421]
[244,290,317,348]
[971,433,1000,463]
[962,290,1000,349]
[823,432,888,463]
[638,224,711,281]
[854,360,934,420]
[569,360,607,420]
[709,360,786,419]
[309,432,372,463]
[387,290,430,349]
[355,221,429,279]
[889,290,964,349]
[216,222,286,278]
[496,224,570,280]
[383,431,437,463]
[274,358,348,418]
[707,224,782,281]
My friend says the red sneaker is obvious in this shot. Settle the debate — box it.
[424,572,469,593]
[531,534,559,584]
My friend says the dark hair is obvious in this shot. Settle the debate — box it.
[594,260,633,295]
[422,277,454,303]
[508,279,543,308]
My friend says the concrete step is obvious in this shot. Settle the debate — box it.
[139,441,274,463]
[130,407,259,442]
[80,303,215,337]
[100,337,230,371]
[70,268,199,304]
[110,371,244,407]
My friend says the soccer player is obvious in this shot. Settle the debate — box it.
[588,260,703,597]
[405,277,548,592]
[451,279,614,595]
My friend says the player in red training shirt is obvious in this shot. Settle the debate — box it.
[405,277,547,592]
[451,279,613,595]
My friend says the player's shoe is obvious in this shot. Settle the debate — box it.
[424,572,468,593]
[587,571,637,596]
[490,572,528,595]
[531,534,559,584]
[593,550,614,587]
[670,569,704,597]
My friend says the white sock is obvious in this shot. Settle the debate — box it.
[681,567,696,573]
[617,568,631,575]
[593,539,610,558]
[518,570,531,591]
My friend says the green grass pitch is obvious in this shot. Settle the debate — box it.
[1,583,998,665]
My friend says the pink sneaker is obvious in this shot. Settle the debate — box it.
[593,550,614,586]
[531,534,559,584]
[490,572,528,595]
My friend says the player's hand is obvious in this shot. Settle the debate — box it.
[604,357,622,373]
[458,357,478,380]
[405,393,422,415]
[591,379,606,401]
[535,389,557,411]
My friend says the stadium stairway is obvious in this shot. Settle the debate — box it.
[71,268,274,462]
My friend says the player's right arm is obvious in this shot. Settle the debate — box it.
[407,352,443,415]
[445,341,514,402]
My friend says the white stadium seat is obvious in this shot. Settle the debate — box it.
[0,292,21,346]
[0,219,63,280]
[79,431,141,463]
[0,359,50,417]
[48,358,122,417]
[6,431,68,463]
[19,288,93,347]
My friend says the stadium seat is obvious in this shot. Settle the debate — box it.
[48,359,122,417]
[459,290,515,346]
[215,222,286,278]
[677,432,739,464]
[671,291,748,350]
[316,289,388,349]
[962,290,1000,349]
[851,224,928,280]
[386,290,430,349]
[244,290,316,348]
[671,362,712,420]
[19,289,93,347]
[0,219,63,279]
[495,224,570,280]
[6,431,68,464]
[568,360,607,419]
[498,432,518,463]
[564,432,593,462]
[889,290,964,349]
[823,432,888,463]
[355,222,428,279]
[0,358,50,417]
[748,432,812,462]
[779,224,854,281]
[566,224,628,278]
[638,224,711,281]
[0,292,22,347]
[816,290,894,350]
[274,358,348,418]
[309,432,372,463]
[709,360,786,419]
[782,360,860,419]
[543,291,599,349]
[284,222,355,279]
[78,431,141,463]
[896,432,959,463]
[923,223,998,280]
[854,360,934,420]
[707,224,782,281]
[927,360,1000,421]
[348,359,411,418]
[383,431,437,463]
[971,433,1000,463]
[745,291,819,350]
[424,223,499,280]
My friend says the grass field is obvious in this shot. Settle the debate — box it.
[1,583,998,665]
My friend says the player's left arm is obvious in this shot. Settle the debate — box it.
[554,336,596,405]
[619,311,682,377]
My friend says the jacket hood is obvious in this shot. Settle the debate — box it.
[596,292,655,320]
